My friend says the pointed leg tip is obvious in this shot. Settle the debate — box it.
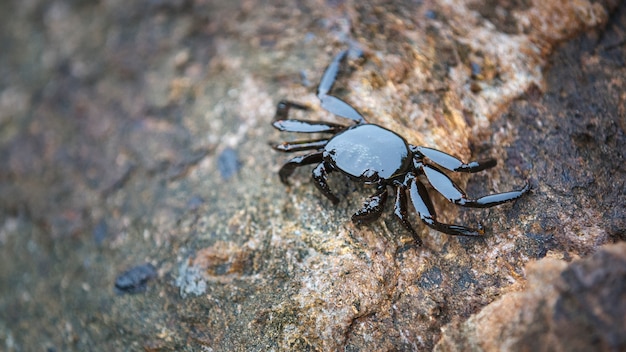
[405,227,423,246]
[351,213,376,225]
[271,120,286,130]
[351,212,364,224]
[278,174,291,185]
[514,179,534,197]
[335,49,348,61]
[271,142,284,151]
[457,224,484,236]
[277,100,310,110]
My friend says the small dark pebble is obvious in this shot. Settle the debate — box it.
[217,147,240,180]
[115,263,157,295]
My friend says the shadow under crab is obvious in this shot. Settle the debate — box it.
[271,50,530,245]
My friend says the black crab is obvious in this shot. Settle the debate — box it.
[271,50,530,245]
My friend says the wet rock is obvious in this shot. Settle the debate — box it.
[0,0,624,350]
[435,242,626,352]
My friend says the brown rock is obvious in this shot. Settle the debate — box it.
[435,243,626,352]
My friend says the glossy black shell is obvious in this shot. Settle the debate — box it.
[323,124,411,181]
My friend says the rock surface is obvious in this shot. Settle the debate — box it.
[435,242,626,351]
[0,0,624,350]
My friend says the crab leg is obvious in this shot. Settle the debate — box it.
[278,152,323,185]
[272,119,344,133]
[411,145,496,173]
[274,100,310,120]
[352,185,388,225]
[407,175,484,236]
[319,95,365,123]
[317,50,346,97]
[316,50,365,124]
[422,164,531,208]
[312,161,339,205]
[393,180,423,245]
[272,138,329,152]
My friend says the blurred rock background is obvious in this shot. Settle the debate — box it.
[0,0,624,350]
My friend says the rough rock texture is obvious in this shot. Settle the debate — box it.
[435,242,626,351]
[0,0,624,351]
